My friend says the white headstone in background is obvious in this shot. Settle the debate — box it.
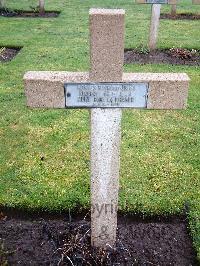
[149,4,161,50]
[136,0,179,50]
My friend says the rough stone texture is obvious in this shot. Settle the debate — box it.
[123,73,189,109]
[192,0,200,4]
[89,9,124,248]
[24,72,89,108]
[136,0,178,4]
[90,109,121,248]
[89,8,124,82]
[24,72,189,110]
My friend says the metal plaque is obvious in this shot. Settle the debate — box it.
[146,0,168,3]
[64,82,148,108]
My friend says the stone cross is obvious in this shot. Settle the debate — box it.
[136,0,178,50]
[0,0,5,8]
[24,8,189,248]
[171,4,177,16]
[39,0,45,15]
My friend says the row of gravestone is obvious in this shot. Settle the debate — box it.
[24,8,190,248]
[136,0,200,50]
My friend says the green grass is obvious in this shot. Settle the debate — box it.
[0,0,200,259]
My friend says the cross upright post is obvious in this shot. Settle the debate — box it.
[24,8,189,249]
[89,9,124,247]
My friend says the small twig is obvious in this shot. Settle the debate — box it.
[68,209,72,223]
[118,239,131,257]
[65,255,75,266]
[146,261,157,265]
[57,254,64,266]
[79,228,91,244]
[52,247,63,256]
[105,243,113,249]
[63,246,73,254]
[83,211,90,220]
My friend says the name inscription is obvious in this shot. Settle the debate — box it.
[64,82,148,108]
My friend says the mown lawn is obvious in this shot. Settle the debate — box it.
[0,0,200,259]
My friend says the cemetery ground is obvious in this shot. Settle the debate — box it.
[0,9,60,18]
[160,13,200,20]
[0,0,199,264]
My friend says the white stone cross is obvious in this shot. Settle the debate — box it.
[136,0,179,50]
[171,4,177,16]
[24,8,189,248]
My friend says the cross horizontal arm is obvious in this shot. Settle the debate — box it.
[24,71,189,110]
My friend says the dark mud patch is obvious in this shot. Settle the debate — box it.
[0,8,60,18]
[0,47,22,62]
[124,48,200,66]
[0,209,198,266]
[160,13,200,20]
